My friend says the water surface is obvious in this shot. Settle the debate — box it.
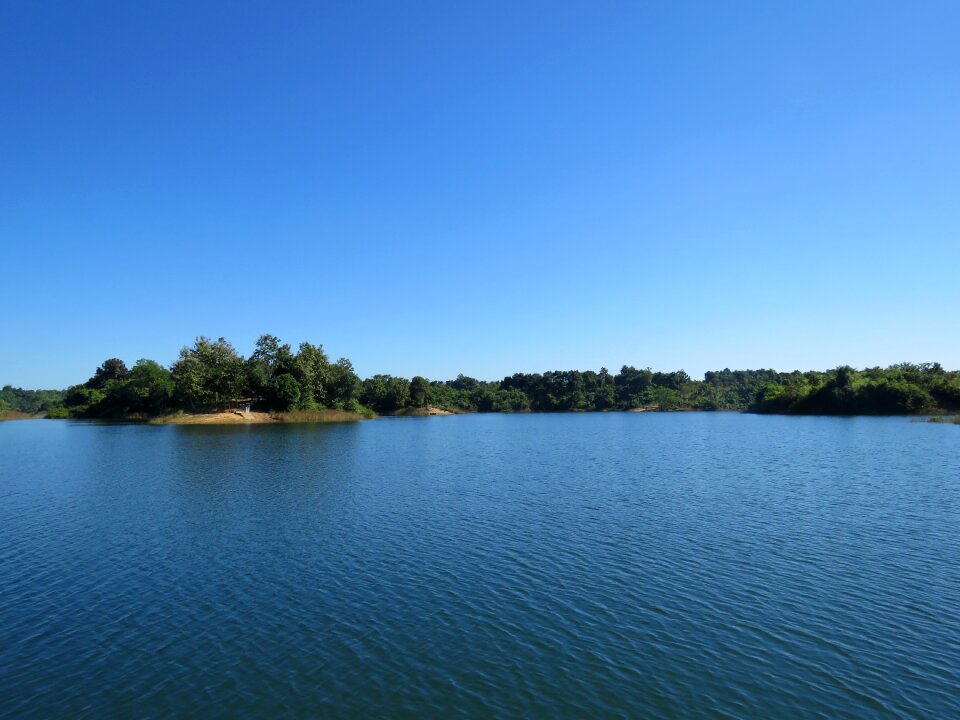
[1,414,958,718]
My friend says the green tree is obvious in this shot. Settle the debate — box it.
[361,375,410,412]
[124,359,175,414]
[271,374,301,411]
[326,357,361,409]
[62,385,107,416]
[247,334,296,406]
[251,334,294,374]
[295,342,331,409]
[86,358,129,389]
[171,337,246,409]
[410,376,429,408]
[649,386,682,411]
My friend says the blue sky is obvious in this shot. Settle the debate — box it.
[2,1,958,388]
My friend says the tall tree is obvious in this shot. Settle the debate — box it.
[295,342,331,409]
[410,376,430,408]
[326,357,361,409]
[171,337,246,409]
[86,358,129,389]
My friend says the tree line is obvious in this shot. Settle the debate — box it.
[49,336,366,418]
[1,386,65,415]
[750,363,960,415]
[5,334,955,418]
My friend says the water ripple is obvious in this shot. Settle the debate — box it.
[0,414,959,718]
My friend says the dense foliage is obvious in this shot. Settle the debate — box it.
[56,336,367,418]
[13,335,958,419]
[367,364,958,416]
[750,363,959,415]
[0,386,66,414]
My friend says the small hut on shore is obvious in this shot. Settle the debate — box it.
[230,398,253,413]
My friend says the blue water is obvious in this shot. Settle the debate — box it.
[1,413,958,718]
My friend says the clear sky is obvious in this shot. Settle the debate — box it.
[2,1,958,389]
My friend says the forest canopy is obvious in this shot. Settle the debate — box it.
[6,335,956,419]
[0,386,66,415]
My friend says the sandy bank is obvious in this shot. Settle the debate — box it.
[388,406,462,417]
[151,409,366,425]
[151,411,278,425]
[426,406,458,416]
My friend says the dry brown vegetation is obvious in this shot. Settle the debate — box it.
[0,411,37,421]
[277,409,367,423]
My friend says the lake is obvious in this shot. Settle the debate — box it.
[1,413,958,719]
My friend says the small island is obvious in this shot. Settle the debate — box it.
[2,335,958,424]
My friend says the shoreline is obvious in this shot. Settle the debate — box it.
[6,408,958,425]
[148,409,368,425]
[0,411,42,421]
[385,406,463,417]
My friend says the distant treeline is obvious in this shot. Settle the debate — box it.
[5,335,957,418]
[0,386,65,415]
